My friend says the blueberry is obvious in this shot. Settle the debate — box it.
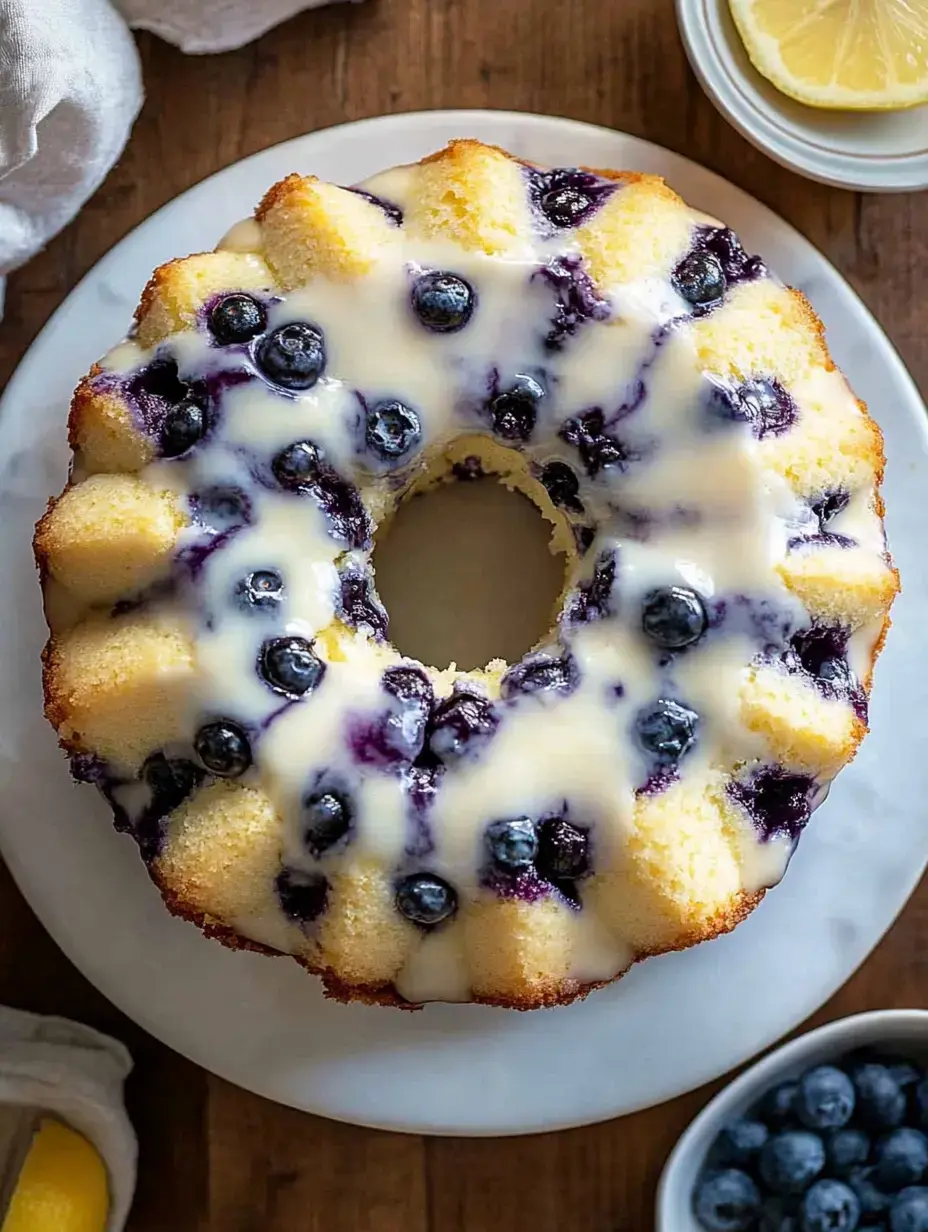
[641,586,708,650]
[915,1079,928,1128]
[486,817,537,871]
[540,183,593,228]
[208,293,267,344]
[760,1080,800,1128]
[365,399,422,460]
[709,1120,769,1169]
[759,1131,826,1194]
[429,690,499,762]
[853,1064,907,1130]
[500,651,579,700]
[885,1060,922,1090]
[760,1196,799,1232]
[160,396,206,458]
[849,1167,890,1221]
[536,817,590,881]
[272,439,324,489]
[540,460,583,514]
[276,868,328,923]
[194,720,252,777]
[256,322,326,390]
[693,1169,761,1232]
[303,789,352,857]
[728,769,815,844]
[142,753,201,816]
[489,376,543,443]
[635,699,699,763]
[410,271,475,333]
[346,187,403,225]
[875,1130,928,1192]
[799,1179,860,1232]
[737,378,797,439]
[674,249,727,307]
[891,1188,928,1232]
[797,1066,856,1130]
[395,872,457,926]
[259,636,325,698]
[827,1128,870,1177]
[235,569,284,614]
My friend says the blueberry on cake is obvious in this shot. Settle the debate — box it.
[34,141,898,1008]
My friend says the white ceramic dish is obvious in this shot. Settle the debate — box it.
[676,0,928,192]
[1,111,928,1136]
[658,1010,928,1230]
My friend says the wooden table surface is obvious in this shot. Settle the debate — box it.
[1,0,927,1227]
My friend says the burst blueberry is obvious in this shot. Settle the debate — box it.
[636,699,699,763]
[489,375,544,442]
[208,293,267,344]
[410,271,475,333]
[276,868,328,923]
[235,569,284,614]
[395,872,457,926]
[541,183,593,228]
[759,1131,826,1195]
[194,720,252,777]
[559,408,628,476]
[259,636,325,698]
[674,249,727,308]
[272,439,324,489]
[500,651,579,700]
[799,1179,860,1232]
[337,568,388,639]
[160,396,206,458]
[536,818,590,881]
[642,586,708,650]
[365,399,422,460]
[485,818,538,871]
[142,753,201,816]
[256,322,326,390]
[429,690,499,762]
[540,460,584,513]
[303,789,352,858]
[693,1169,761,1232]
[380,666,433,762]
[797,1066,856,1130]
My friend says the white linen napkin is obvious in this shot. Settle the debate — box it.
[0,1006,135,1231]
[0,0,352,313]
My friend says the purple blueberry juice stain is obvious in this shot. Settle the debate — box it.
[811,489,850,529]
[533,255,610,350]
[481,864,554,904]
[706,593,799,654]
[347,667,433,769]
[401,761,443,858]
[559,408,633,477]
[636,765,679,797]
[728,767,816,843]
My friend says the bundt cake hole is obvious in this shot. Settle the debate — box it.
[373,452,570,672]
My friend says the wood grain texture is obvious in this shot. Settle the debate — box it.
[0,1,926,1228]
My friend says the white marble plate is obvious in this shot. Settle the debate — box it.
[1,111,926,1136]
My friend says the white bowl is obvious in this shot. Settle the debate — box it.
[675,0,928,191]
[657,1010,928,1230]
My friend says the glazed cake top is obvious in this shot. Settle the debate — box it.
[42,144,896,1002]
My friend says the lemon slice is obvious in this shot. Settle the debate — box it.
[729,0,928,110]
[1,1119,109,1232]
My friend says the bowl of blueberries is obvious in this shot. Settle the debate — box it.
[657,1010,928,1232]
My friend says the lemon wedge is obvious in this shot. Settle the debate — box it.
[729,0,928,110]
[1,1118,109,1232]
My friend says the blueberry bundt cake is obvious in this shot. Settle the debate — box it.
[34,141,898,1008]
